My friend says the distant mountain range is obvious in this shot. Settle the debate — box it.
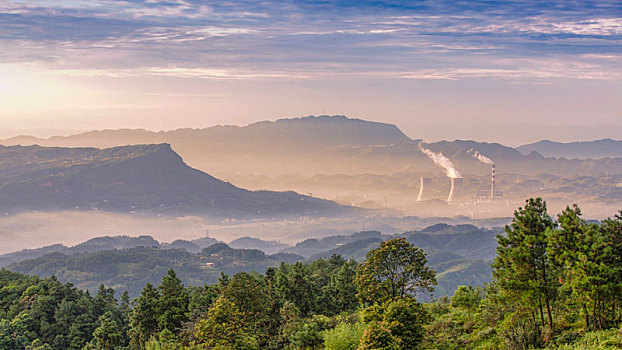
[1,115,411,150]
[0,115,419,175]
[4,224,498,297]
[0,143,350,217]
[517,139,622,159]
[1,115,620,214]
[0,234,218,268]
[2,115,620,178]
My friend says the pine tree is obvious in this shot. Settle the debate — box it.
[601,211,622,325]
[93,311,123,350]
[493,197,557,330]
[330,259,359,313]
[284,262,316,317]
[157,269,189,335]
[548,205,590,328]
[129,283,160,349]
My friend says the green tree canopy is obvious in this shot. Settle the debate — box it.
[191,296,258,350]
[92,311,123,350]
[355,237,436,304]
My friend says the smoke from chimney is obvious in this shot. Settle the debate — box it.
[468,149,496,201]
[469,149,494,165]
[419,144,461,179]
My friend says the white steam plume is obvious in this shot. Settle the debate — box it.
[419,143,461,179]
[468,149,495,165]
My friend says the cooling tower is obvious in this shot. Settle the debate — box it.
[447,177,463,203]
[490,164,496,201]
[416,177,431,202]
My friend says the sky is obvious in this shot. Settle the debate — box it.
[0,0,621,145]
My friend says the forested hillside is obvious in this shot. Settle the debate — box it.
[7,245,302,298]
[5,225,498,298]
[1,200,621,349]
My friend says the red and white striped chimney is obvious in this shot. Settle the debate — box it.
[490,164,496,200]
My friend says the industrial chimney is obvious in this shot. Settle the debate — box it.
[447,177,463,203]
[490,164,496,201]
[417,177,431,202]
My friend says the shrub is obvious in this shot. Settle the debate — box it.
[323,321,366,350]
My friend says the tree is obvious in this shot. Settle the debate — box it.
[451,285,482,320]
[548,205,593,329]
[157,269,189,335]
[262,267,286,345]
[191,296,258,350]
[355,238,436,304]
[129,283,160,349]
[330,259,359,313]
[382,297,429,348]
[323,321,365,350]
[493,197,557,330]
[118,290,131,347]
[283,262,317,317]
[92,311,123,350]
[25,339,52,350]
[275,302,302,349]
[357,321,400,350]
[358,296,429,349]
[0,314,35,350]
[222,272,271,345]
[548,205,586,274]
[288,315,331,349]
[94,285,117,317]
[599,210,622,327]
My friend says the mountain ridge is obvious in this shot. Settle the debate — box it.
[3,116,620,178]
[0,115,414,149]
[0,143,351,217]
[1,116,620,213]
[517,138,622,159]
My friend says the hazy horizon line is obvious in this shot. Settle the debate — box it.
[1,114,621,147]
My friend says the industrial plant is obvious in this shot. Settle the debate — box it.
[417,147,502,204]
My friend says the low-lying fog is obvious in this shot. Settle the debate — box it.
[1,197,620,255]
[0,211,212,254]
[0,210,510,255]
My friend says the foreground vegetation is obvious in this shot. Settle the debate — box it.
[1,198,621,349]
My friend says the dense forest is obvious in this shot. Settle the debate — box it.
[1,199,622,349]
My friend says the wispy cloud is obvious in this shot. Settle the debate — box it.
[0,0,620,82]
